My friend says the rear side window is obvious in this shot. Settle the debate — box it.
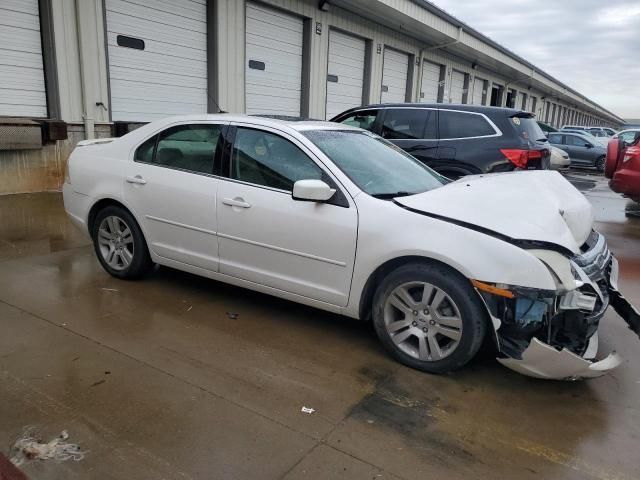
[336,110,379,132]
[135,136,156,162]
[511,116,546,142]
[438,110,495,139]
[135,124,222,174]
[548,133,563,144]
[381,109,436,140]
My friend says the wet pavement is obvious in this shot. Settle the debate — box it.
[1,173,639,480]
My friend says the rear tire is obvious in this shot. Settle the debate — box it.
[595,156,606,173]
[91,205,152,279]
[372,263,487,374]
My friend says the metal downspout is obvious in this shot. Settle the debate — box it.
[74,0,94,140]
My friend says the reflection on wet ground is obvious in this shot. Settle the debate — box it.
[0,176,639,479]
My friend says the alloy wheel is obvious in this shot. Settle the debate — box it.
[383,281,463,362]
[97,215,135,271]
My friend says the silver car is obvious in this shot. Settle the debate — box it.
[548,132,607,172]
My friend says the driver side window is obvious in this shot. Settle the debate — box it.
[231,128,323,191]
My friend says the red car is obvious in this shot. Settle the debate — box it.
[606,135,640,202]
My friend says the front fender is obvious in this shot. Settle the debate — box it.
[346,195,556,318]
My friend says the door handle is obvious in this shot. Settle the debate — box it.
[222,197,251,209]
[126,175,147,185]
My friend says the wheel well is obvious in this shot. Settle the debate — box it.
[87,198,132,236]
[358,256,469,321]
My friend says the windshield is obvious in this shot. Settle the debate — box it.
[303,129,445,198]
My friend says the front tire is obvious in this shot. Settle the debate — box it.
[91,205,152,279]
[372,263,487,374]
[595,156,606,173]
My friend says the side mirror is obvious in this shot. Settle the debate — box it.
[585,143,593,148]
[292,179,336,202]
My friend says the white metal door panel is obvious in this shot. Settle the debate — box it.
[105,0,207,121]
[124,162,220,271]
[381,48,409,103]
[217,179,358,306]
[326,30,365,120]
[420,60,440,103]
[449,70,465,103]
[472,77,484,105]
[0,0,47,117]
[245,3,303,117]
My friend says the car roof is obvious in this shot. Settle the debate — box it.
[338,103,525,115]
[131,114,360,133]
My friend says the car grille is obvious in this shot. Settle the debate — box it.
[575,231,611,282]
[573,230,611,320]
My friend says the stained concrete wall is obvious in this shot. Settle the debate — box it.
[0,124,111,195]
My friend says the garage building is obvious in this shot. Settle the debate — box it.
[0,0,625,195]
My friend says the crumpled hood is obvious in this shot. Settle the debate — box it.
[395,170,593,253]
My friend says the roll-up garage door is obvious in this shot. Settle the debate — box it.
[0,0,47,117]
[420,60,440,103]
[246,2,303,117]
[449,70,465,103]
[105,0,207,122]
[325,30,365,120]
[472,77,484,105]
[381,48,409,103]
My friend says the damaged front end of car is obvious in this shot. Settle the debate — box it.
[473,231,640,380]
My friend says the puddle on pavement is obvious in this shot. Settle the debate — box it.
[0,192,90,261]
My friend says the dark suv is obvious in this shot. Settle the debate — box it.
[331,104,551,179]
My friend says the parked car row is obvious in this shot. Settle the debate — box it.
[561,125,618,137]
[63,113,640,380]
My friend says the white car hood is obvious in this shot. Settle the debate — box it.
[395,170,593,253]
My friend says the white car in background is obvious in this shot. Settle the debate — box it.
[549,145,570,170]
[613,129,640,145]
[63,115,639,380]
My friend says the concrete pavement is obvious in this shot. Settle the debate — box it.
[1,176,639,480]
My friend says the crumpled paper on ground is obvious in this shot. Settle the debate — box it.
[10,429,87,466]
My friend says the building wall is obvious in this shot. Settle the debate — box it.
[0,123,111,195]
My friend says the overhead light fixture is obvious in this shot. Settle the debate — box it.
[319,0,329,11]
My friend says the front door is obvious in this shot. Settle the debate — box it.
[216,125,358,306]
[564,135,593,166]
[124,123,224,271]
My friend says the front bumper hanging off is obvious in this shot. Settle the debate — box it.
[478,232,640,380]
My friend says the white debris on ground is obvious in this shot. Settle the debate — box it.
[300,406,315,414]
[10,429,87,466]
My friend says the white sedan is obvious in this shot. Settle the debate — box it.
[63,115,639,379]
[549,145,570,170]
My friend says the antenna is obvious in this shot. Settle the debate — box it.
[208,91,226,114]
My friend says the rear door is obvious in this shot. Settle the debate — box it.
[215,124,358,306]
[326,30,366,119]
[379,108,438,167]
[124,122,224,271]
[245,2,303,116]
[381,48,409,103]
[436,109,502,176]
